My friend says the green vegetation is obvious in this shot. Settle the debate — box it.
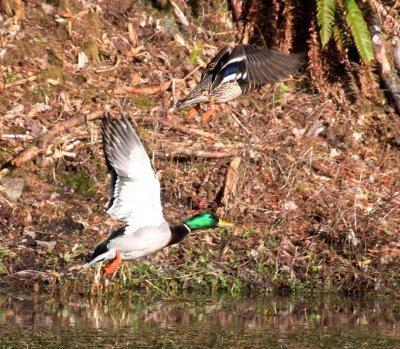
[3,72,19,84]
[189,42,203,66]
[39,65,69,83]
[0,245,11,274]
[0,253,5,275]
[86,256,246,298]
[63,174,94,196]
[317,0,374,62]
[62,243,85,263]
[131,96,155,109]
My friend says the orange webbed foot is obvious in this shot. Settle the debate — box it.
[201,110,216,123]
[103,251,122,276]
[201,98,216,123]
[188,104,200,118]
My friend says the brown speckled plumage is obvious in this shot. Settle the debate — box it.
[177,45,305,109]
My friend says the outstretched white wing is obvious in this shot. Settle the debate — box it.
[102,116,164,230]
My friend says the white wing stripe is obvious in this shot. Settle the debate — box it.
[221,55,245,70]
[221,73,240,84]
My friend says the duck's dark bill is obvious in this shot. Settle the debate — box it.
[218,219,234,227]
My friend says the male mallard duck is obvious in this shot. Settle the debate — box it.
[85,116,233,275]
[176,44,305,122]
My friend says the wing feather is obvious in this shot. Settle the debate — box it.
[242,45,305,87]
[101,116,164,229]
[211,45,305,93]
[201,46,232,79]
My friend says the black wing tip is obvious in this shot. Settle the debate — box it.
[86,226,127,263]
[289,51,307,67]
[101,115,132,131]
[86,241,108,263]
[101,115,138,147]
[101,115,137,190]
[240,46,306,85]
[239,44,306,63]
[208,46,231,61]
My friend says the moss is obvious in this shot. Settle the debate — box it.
[86,11,102,38]
[31,65,69,102]
[131,96,155,109]
[57,0,81,13]
[81,12,103,63]
[83,40,100,64]
[295,183,306,192]
[39,65,69,83]
[63,174,94,196]
[9,40,46,61]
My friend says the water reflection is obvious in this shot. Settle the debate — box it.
[0,293,399,348]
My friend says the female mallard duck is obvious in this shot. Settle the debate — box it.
[176,44,305,122]
[85,116,233,275]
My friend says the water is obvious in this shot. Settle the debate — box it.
[0,293,399,348]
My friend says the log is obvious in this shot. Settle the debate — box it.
[221,156,242,207]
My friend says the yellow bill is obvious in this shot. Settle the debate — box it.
[218,219,235,227]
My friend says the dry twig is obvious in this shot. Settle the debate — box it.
[1,112,221,169]
[113,66,200,96]
[133,116,218,140]
[165,147,238,159]
[3,111,105,168]
[170,0,190,30]
[95,57,121,73]
[1,75,37,89]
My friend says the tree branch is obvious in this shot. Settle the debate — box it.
[164,147,238,159]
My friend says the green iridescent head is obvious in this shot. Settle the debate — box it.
[184,212,234,231]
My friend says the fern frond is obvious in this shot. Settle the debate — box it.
[317,0,337,47]
[332,24,344,52]
[345,0,375,63]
